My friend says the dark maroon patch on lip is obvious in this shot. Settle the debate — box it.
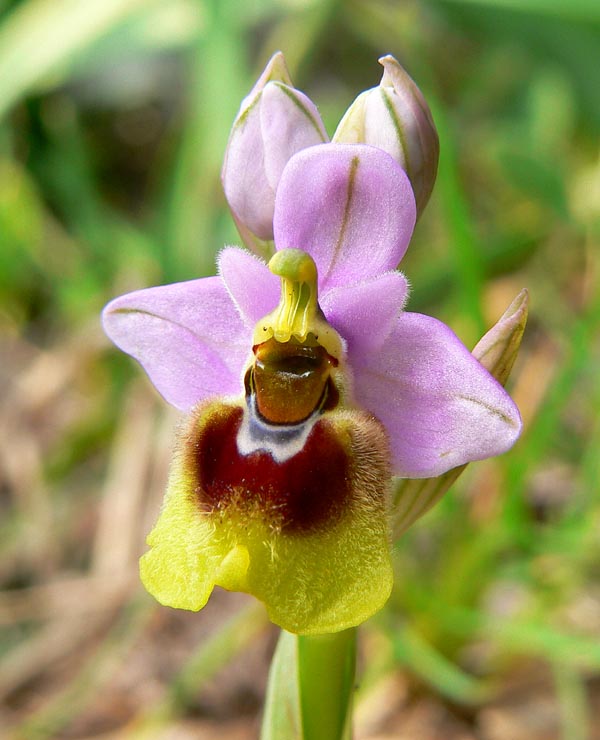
[190,405,351,534]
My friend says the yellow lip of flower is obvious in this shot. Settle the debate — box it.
[140,397,393,635]
[252,249,344,362]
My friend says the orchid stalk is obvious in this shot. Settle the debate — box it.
[101,53,526,738]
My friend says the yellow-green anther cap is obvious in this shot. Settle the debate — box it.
[253,249,344,360]
[333,54,439,219]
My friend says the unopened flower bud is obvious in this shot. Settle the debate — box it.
[222,52,328,246]
[471,290,529,387]
[334,55,439,218]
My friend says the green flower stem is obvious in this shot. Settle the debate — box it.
[261,627,357,740]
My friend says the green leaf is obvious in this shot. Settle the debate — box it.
[261,631,302,740]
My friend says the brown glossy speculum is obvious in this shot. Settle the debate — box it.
[251,336,336,424]
[249,249,343,425]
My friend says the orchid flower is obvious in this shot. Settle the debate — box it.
[102,143,521,635]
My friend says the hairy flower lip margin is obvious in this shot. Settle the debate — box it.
[139,396,394,635]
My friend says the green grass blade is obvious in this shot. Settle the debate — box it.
[389,623,491,704]
[0,0,159,120]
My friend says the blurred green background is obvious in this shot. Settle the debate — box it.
[1,0,599,738]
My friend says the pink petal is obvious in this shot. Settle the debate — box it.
[273,144,416,290]
[218,247,280,328]
[102,278,249,411]
[321,271,409,359]
[353,312,522,477]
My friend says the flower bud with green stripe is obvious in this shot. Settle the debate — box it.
[221,51,328,249]
[334,55,439,218]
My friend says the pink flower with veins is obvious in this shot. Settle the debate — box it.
[102,143,521,634]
